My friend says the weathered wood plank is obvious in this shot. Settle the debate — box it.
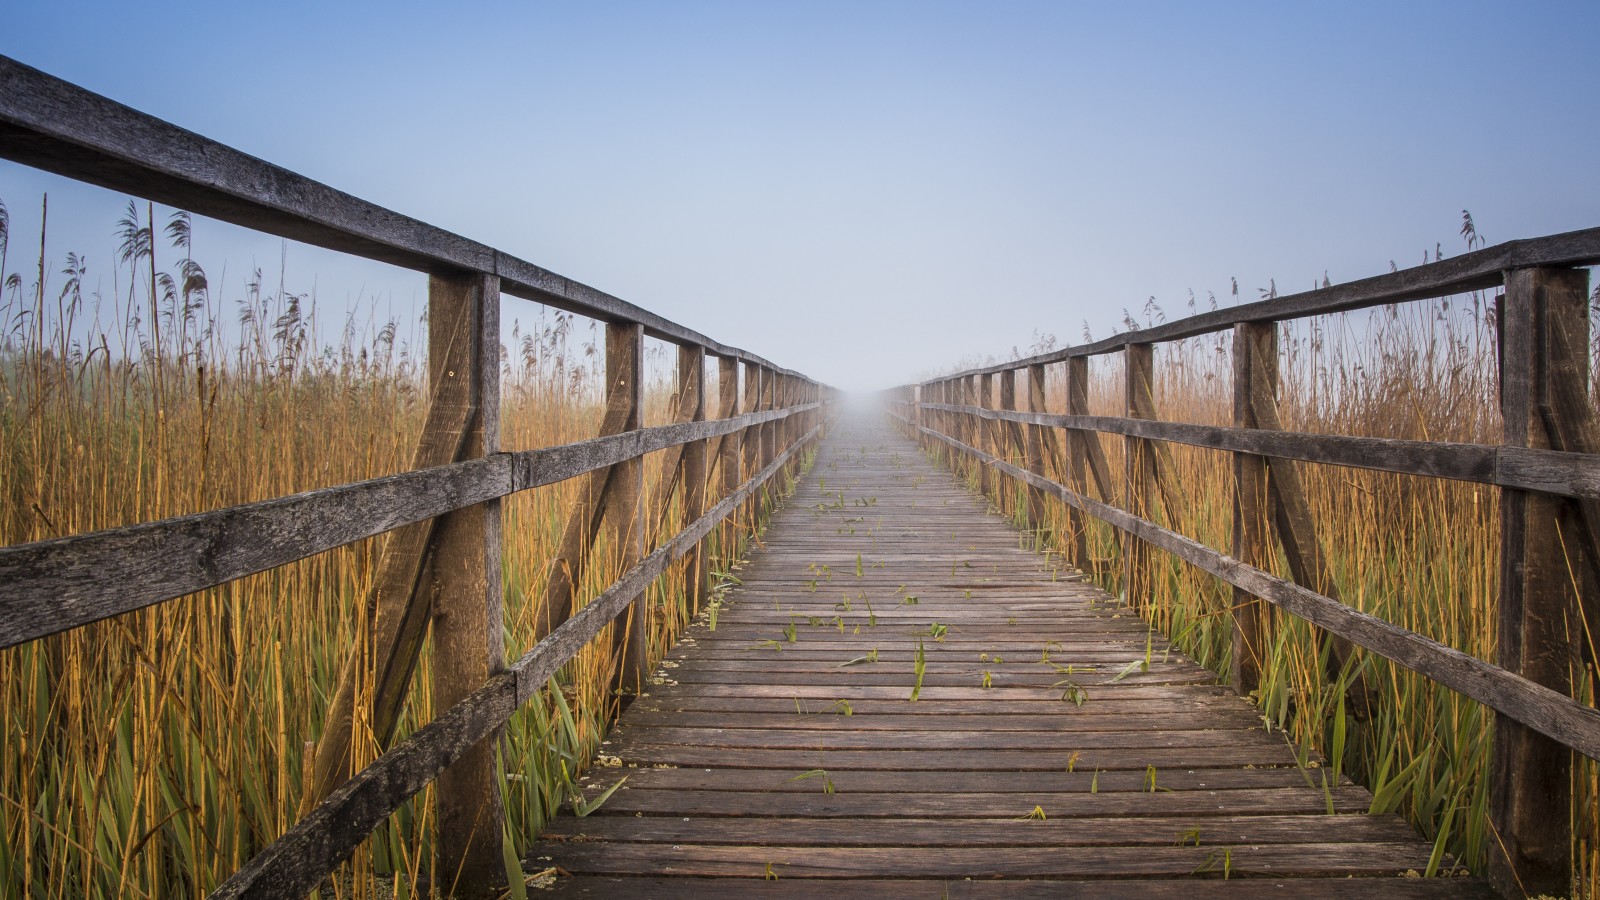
[427,272,505,897]
[1488,267,1590,897]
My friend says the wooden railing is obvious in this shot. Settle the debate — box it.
[888,233,1600,898]
[0,56,831,899]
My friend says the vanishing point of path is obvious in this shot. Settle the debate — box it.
[534,407,1485,897]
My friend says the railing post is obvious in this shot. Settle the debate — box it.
[1024,363,1054,538]
[716,356,740,569]
[606,323,647,699]
[1065,357,1094,570]
[1124,344,1155,611]
[972,373,985,496]
[680,347,708,612]
[428,272,504,898]
[1488,266,1591,898]
[1230,323,1275,695]
[761,366,777,471]
[740,362,762,528]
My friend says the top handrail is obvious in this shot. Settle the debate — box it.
[0,54,810,381]
[925,225,1600,381]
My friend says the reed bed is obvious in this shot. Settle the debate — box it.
[931,259,1600,891]
[0,195,793,898]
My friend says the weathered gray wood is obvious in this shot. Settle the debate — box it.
[1064,357,1094,568]
[1124,344,1155,612]
[920,400,1600,501]
[1023,363,1058,536]
[607,323,648,698]
[0,56,812,381]
[1230,323,1272,695]
[1488,267,1590,898]
[680,347,709,613]
[715,357,740,569]
[900,412,1600,762]
[428,272,505,898]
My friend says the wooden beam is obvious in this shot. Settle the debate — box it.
[1230,323,1274,696]
[679,347,709,613]
[606,323,647,699]
[1024,364,1054,536]
[1488,267,1590,898]
[1124,344,1155,613]
[427,272,504,899]
[716,357,741,570]
[915,399,1600,501]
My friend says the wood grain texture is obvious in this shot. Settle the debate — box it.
[916,401,1600,500]
[531,409,1463,895]
[427,272,505,898]
[1487,268,1590,897]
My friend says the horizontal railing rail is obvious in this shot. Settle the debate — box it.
[891,250,1597,898]
[0,401,820,649]
[0,55,835,899]
[918,401,1600,499]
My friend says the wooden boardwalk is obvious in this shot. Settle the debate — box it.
[534,408,1485,897]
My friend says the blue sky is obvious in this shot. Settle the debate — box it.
[2,1,1597,389]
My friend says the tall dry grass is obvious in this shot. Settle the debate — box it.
[0,193,790,898]
[934,246,1599,889]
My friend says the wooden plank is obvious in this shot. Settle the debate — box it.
[535,841,1435,879]
[1124,344,1155,613]
[1488,267,1590,897]
[428,272,505,897]
[540,875,1491,899]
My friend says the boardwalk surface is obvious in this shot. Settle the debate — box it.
[533,408,1485,897]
